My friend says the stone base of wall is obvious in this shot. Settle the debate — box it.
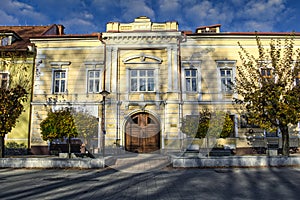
[30,145,49,155]
[171,155,300,168]
[0,157,104,169]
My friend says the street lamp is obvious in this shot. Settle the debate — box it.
[100,90,110,158]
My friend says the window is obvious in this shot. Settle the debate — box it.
[88,70,101,93]
[1,37,9,46]
[0,72,9,88]
[53,70,66,93]
[261,68,272,78]
[217,61,236,93]
[130,69,154,92]
[220,69,233,92]
[258,60,273,79]
[185,69,197,92]
[296,77,300,86]
[181,61,201,93]
[295,71,300,86]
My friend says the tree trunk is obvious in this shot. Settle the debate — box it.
[68,136,71,159]
[0,135,5,158]
[280,125,290,156]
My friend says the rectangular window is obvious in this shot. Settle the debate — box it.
[220,69,233,92]
[295,71,300,86]
[0,72,9,88]
[185,69,197,92]
[130,69,154,92]
[53,70,66,93]
[88,70,101,93]
[261,68,272,78]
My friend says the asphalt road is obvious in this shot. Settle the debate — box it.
[0,167,300,200]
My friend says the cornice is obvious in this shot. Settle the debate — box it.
[102,32,182,43]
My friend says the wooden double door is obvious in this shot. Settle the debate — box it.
[125,112,160,153]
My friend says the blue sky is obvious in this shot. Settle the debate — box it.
[0,0,299,34]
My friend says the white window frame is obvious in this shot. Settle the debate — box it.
[128,68,156,92]
[181,61,201,93]
[217,60,236,93]
[52,69,67,94]
[87,69,102,93]
[258,60,273,79]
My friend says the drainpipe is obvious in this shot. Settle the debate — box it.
[178,32,186,150]
[98,33,107,154]
[27,45,37,152]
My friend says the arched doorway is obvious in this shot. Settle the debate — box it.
[125,112,160,153]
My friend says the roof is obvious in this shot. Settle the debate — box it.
[186,31,300,37]
[0,24,64,51]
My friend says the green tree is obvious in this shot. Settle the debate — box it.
[181,109,234,139]
[0,51,31,158]
[40,108,78,157]
[72,110,98,146]
[235,35,300,156]
[0,86,28,157]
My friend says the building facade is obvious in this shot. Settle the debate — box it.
[0,24,64,148]
[29,17,300,154]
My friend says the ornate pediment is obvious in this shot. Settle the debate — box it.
[123,54,162,64]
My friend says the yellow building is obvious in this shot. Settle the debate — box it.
[0,24,64,148]
[30,33,105,154]
[29,17,300,155]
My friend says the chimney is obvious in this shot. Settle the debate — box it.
[57,25,65,35]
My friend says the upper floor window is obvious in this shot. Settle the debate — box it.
[181,61,201,93]
[296,72,300,86]
[260,68,272,78]
[53,70,67,94]
[88,70,101,93]
[0,72,9,89]
[258,60,273,79]
[1,37,9,46]
[185,69,197,92]
[220,69,233,92]
[217,61,236,93]
[296,78,300,86]
[130,69,154,92]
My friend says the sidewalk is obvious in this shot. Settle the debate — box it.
[1,153,300,172]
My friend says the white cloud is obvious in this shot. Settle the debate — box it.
[183,1,234,28]
[61,18,98,34]
[240,0,286,20]
[179,0,290,32]
[158,0,180,12]
[157,0,183,23]
[234,0,289,31]
[0,10,18,25]
[119,0,155,21]
[0,0,48,25]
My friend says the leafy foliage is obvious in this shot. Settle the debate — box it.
[0,52,31,157]
[0,85,28,136]
[5,141,26,148]
[235,34,300,156]
[72,110,98,145]
[40,109,78,142]
[181,109,234,139]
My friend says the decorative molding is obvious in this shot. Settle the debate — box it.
[123,54,162,64]
[50,61,71,67]
[102,32,182,44]
[84,61,104,65]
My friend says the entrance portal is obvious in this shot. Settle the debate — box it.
[125,112,160,153]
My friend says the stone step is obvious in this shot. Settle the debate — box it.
[105,153,170,173]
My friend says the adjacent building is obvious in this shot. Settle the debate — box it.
[0,24,64,148]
